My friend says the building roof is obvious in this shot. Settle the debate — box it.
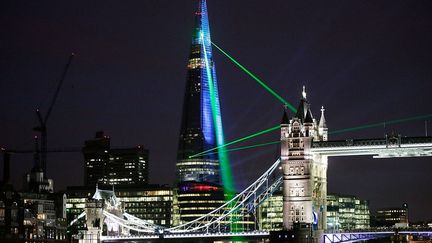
[295,86,314,123]
[305,109,313,123]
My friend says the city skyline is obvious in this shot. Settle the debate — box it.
[1,0,432,222]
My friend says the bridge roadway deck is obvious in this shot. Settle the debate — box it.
[311,136,432,158]
[101,231,270,242]
[101,230,432,242]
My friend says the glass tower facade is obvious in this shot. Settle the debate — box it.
[176,0,224,184]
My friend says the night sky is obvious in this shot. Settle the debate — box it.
[1,1,431,221]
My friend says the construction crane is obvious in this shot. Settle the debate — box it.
[0,146,81,187]
[33,53,74,176]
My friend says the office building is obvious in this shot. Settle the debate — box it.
[20,192,67,241]
[1,147,67,242]
[83,131,149,186]
[257,190,283,231]
[372,203,409,228]
[326,194,370,231]
[66,184,173,232]
[257,192,369,231]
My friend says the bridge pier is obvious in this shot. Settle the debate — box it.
[78,199,105,243]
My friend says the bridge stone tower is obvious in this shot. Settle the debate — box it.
[281,87,328,239]
[78,186,125,243]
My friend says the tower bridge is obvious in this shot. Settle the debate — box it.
[69,0,432,242]
[71,88,432,242]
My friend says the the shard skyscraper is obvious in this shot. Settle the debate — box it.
[176,0,225,185]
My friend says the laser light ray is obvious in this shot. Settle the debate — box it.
[330,114,432,135]
[211,41,297,113]
[192,113,432,160]
[201,140,280,156]
[189,124,280,158]
[201,30,235,194]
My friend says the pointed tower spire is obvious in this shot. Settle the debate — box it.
[319,106,327,128]
[318,106,328,141]
[296,85,313,123]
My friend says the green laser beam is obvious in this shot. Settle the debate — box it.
[330,114,432,135]
[211,41,297,113]
[201,140,280,156]
[201,33,235,194]
[191,114,432,161]
[189,124,280,158]
[201,113,432,157]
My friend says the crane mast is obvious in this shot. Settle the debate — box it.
[33,53,74,176]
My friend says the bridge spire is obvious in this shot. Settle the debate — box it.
[319,106,327,128]
[319,106,328,141]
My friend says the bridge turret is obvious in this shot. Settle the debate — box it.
[280,87,328,242]
[319,106,328,141]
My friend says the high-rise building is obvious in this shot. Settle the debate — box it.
[83,131,149,186]
[174,0,234,226]
[176,0,224,185]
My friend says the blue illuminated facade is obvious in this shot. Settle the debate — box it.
[176,0,224,184]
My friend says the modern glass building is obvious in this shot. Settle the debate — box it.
[326,194,370,231]
[257,190,283,231]
[257,192,369,231]
[176,0,225,185]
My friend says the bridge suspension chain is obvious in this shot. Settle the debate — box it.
[165,158,282,233]
[103,211,160,233]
